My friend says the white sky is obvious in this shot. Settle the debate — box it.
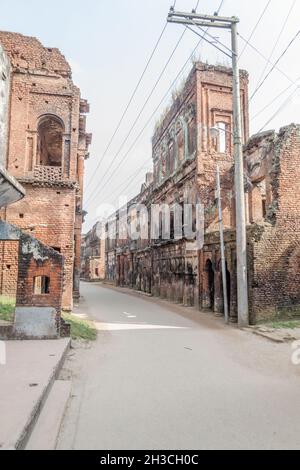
[1,0,300,231]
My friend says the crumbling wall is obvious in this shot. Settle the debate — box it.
[248,125,300,322]
[105,63,249,310]
[5,183,75,310]
[0,31,71,76]
[16,233,64,313]
[0,30,91,310]
[0,221,64,315]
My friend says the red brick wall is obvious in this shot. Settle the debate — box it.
[0,220,64,319]
[5,184,75,310]
[105,63,249,310]
[16,256,63,312]
[0,240,18,297]
[0,31,91,310]
[249,125,300,322]
[195,63,249,230]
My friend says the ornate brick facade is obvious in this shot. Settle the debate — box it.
[0,31,91,310]
[81,223,105,281]
[105,62,300,324]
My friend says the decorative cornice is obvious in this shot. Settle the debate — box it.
[17,177,78,190]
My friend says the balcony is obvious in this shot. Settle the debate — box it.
[33,165,63,182]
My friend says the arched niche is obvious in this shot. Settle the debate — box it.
[36,115,64,167]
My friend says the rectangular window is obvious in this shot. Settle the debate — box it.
[34,276,50,294]
[217,122,226,153]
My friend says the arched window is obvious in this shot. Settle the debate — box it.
[37,116,64,167]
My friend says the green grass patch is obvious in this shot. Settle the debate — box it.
[269,320,300,329]
[62,313,97,341]
[0,295,16,322]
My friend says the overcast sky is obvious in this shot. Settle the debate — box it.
[1,0,300,230]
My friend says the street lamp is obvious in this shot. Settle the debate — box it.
[167,9,249,327]
[210,125,231,324]
[210,123,247,325]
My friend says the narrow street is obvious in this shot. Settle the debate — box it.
[57,282,300,450]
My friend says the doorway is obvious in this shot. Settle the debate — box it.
[205,259,214,310]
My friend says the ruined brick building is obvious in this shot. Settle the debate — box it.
[0,31,91,310]
[105,62,300,324]
[81,222,105,281]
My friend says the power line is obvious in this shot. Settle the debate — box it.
[85,0,218,207]
[111,167,151,206]
[238,32,297,86]
[186,23,232,59]
[105,163,150,205]
[85,1,225,223]
[238,29,300,134]
[85,27,187,205]
[85,21,169,193]
[86,0,225,209]
[252,0,296,98]
[85,0,225,210]
[250,28,300,101]
[85,0,186,196]
[191,20,233,56]
[257,87,299,133]
[251,80,300,121]
[86,40,200,208]
[238,0,272,59]
[84,164,152,227]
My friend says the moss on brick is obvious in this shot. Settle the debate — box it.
[0,295,15,322]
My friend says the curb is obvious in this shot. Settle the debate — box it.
[251,329,285,343]
[243,327,299,344]
[12,338,71,450]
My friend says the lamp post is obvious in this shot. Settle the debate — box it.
[216,164,229,323]
[167,9,249,327]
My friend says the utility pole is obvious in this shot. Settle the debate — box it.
[167,8,249,327]
[216,165,228,324]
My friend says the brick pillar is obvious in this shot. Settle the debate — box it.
[73,226,81,301]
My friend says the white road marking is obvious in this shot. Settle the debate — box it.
[123,312,137,319]
[94,322,188,331]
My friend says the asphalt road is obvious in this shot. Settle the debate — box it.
[57,282,300,450]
